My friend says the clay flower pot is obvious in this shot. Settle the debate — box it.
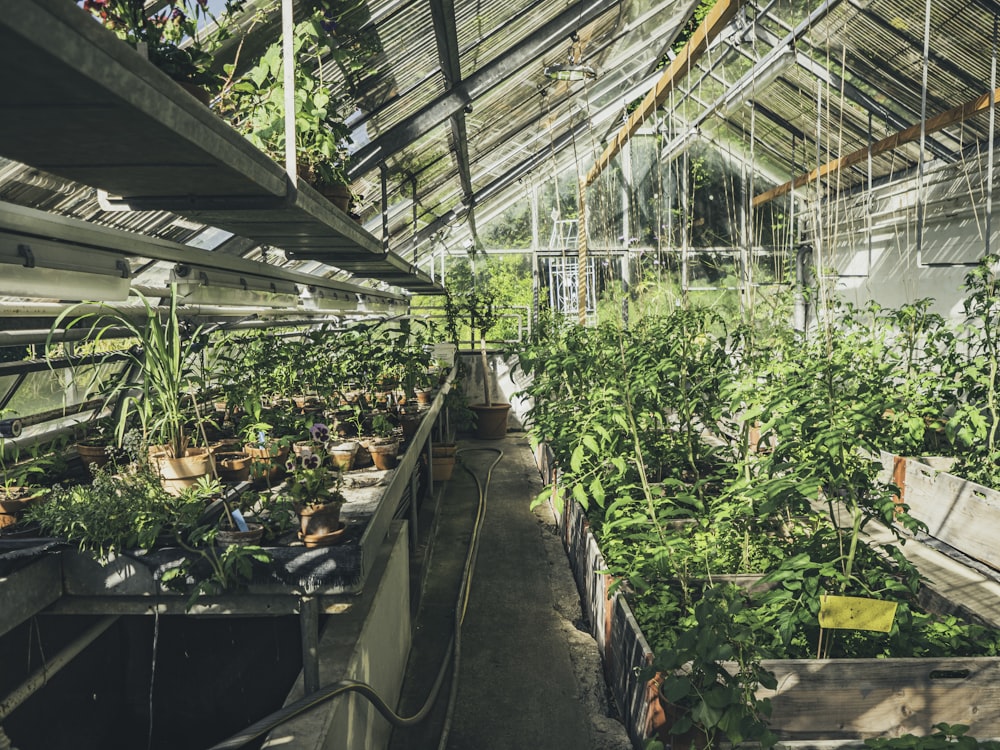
[217,452,252,483]
[216,522,265,547]
[365,438,400,470]
[328,441,359,472]
[298,501,343,537]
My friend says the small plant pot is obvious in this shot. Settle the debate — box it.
[155,448,214,496]
[0,489,43,530]
[353,441,373,469]
[328,441,359,472]
[76,442,112,470]
[366,439,400,470]
[431,443,458,481]
[244,442,290,485]
[299,523,347,548]
[216,522,264,547]
[415,388,435,407]
[399,412,423,443]
[298,502,343,537]
[470,403,511,440]
[217,452,252,483]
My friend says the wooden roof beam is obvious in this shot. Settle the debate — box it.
[752,86,1000,208]
[584,0,746,187]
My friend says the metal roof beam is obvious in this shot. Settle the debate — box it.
[348,0,623,178]
[751,25,955,163]
[428,0,478,248]
[586,0,747,186]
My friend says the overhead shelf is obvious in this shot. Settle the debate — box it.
[0,0,443,295]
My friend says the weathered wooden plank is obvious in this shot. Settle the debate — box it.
[761,657,1000,739]
[902,457,1000,572]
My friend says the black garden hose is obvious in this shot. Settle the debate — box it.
[205,446,504,750]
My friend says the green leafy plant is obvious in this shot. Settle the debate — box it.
[27,463,185,558]
[83,0,245,86]
[220,10,353,187]
[48,287,206,460]
[865,723,1000,750]
[283,423,344,509]
[646,585,777,750]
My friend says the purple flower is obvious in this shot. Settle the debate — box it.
[310,423,330,443]
[285,458,298,473]
[303,452,321,470]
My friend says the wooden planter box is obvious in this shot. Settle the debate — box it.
[548,468,1000,747]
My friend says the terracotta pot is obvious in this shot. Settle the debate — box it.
[155,448,214,496]
[328,441,359,472]
[400,412,423,443]
[415,388,435,407]
[353,441,373,469]
[470,403,511,440]
[298,502,343,537]
[366,439,400,470]
[431,443,458,481]
[217,452,252,483]
[299,524,347,548]
[0,490,41,530]
[216,522,264,547]
[244,442,290,484]
[76,442,111,470]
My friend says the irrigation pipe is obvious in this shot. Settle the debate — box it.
[205,446,504,750]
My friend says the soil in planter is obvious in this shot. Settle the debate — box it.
[0,615,302,750]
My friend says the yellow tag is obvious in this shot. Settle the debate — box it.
[818,595,898,633]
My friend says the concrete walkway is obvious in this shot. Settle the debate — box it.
[389,435,631,750]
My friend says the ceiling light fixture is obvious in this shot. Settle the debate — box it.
[544,38,597,81]
[170,264,300,308]
[0,232,131,301]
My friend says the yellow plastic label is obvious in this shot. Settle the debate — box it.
[818,595,898,633]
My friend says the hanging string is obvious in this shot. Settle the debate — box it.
[916,0,932,267]
[987,11,997,258]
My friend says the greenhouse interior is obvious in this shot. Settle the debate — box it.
[4,0,1000,748]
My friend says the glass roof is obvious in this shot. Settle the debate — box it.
[0,0,996,303]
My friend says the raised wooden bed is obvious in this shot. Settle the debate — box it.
[549,473,1000,747]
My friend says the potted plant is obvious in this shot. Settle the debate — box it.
[284,423,347,546]
[82,0,245,99]
[26,462,186,558]
[363,412,401,470]
[219,12,354,211]
[450,287,510,439]
[48,286,215,495]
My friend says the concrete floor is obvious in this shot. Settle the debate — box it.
[390,435,632,750]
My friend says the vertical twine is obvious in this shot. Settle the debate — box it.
[577,178,589,324]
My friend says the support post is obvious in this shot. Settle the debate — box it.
[300,596,320,694]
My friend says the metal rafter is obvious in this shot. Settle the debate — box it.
[585,0,748,186]
[347,0,624,179]
[427,0,478,248]
[750,26,955,162]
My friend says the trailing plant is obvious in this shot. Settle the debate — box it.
[865,724,1000,750]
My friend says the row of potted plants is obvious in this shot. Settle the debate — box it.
[82,0,380,204]
[516,262,1000,747]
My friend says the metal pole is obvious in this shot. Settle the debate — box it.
[299,597,320,694]
[281,0,296,181]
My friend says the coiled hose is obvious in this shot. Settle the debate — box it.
[206,447,504,750]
